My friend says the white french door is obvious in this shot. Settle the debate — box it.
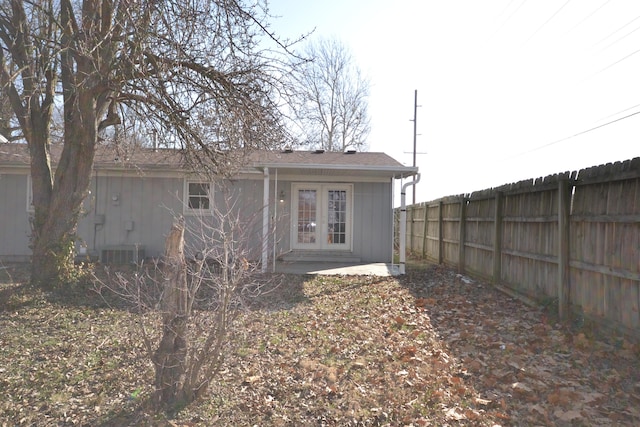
[292,183,352,250]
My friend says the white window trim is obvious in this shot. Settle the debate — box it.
[183,179,213,215]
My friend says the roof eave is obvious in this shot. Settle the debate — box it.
[252,163,418,176]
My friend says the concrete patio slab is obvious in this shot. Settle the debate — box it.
[274,261,400,276]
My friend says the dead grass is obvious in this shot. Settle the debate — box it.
[0,262,638,426]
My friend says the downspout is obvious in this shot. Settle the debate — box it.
[399,173,421,275]
[92,170,98,254]
[272,169,278,273]
[391,175,395,269]
[262,167,269,273]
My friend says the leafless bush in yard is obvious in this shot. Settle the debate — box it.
[95,187,284,414]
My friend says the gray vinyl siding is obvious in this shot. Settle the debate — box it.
[273,181,291,256]
[215,179,268,261]
[353,181,392,262]
[169,178,271,262]
[275,179,392,263]
[0,173,31,259]
[77,174,182,259]
[77,175,272,261]
[1,171,394,264]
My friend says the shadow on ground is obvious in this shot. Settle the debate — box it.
[396,261,640,425]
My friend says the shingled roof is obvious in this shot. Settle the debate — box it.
[0,143,184,169]
[251,149,405,167]
[0,143,416,176]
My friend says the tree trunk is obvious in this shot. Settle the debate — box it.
[30,229,76,289]
[152,219,190,412]
[29,117,97,289]
[28,16,104,288]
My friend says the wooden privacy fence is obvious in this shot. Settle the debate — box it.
[398,157,640,339]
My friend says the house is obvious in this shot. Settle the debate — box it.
[0,143,417,271]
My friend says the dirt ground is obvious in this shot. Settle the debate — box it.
[0,262,638,426]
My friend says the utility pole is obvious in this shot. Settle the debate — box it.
[406,90,423,203]
[411,90,418,204]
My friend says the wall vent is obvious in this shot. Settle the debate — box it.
[100,245,145,264]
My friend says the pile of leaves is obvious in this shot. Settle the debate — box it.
[0,262,638,426]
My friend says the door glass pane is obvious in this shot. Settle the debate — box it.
[297,189,316,244]
[327,190,347,244]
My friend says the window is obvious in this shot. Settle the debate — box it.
[185,181,212,213]
[327,189,347,244]
[297,189,317,244]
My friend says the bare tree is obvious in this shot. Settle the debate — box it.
[0,0,291,288]
[0,92,12,141]
[289,37,371,152]
[0,57,17,141]
[98,186,283,413]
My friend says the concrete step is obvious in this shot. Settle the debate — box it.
[279,250,361,263]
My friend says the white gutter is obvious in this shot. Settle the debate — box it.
[250,163,419,175]
[399,173,421,275]
[262,167,269,273]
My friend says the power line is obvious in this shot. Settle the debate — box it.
[598,46,640,73]
[599,24,640,52]
[566,0,612,34]
[507,109,640,158]
[595,103,640,123]
[497,0,518,19]
[523,0,571,45]
[592,15,640,48]
[489,0,527,39]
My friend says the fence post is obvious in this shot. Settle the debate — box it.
[410,205,415,256]
[421,203,428,259]
[493,192,503,283]
[438,201,444,264]
[558,177,571,321]
[458,196,466,273]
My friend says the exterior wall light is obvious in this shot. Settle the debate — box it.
[279,190,286,203]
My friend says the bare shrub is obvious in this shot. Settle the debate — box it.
[95,188,283,414]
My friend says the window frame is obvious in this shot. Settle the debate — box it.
[183,179,213,215]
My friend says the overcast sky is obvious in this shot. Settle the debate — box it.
[267,0,640,203]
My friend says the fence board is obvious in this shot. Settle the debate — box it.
[442,199,461,266]
[463,195,495,279]
[569,169,640,335]
[397,157,640,340]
